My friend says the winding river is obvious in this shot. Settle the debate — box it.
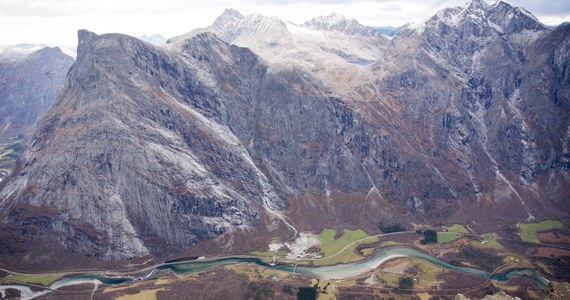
[0,246,549,299]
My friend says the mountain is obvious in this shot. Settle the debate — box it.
[0,0,568,268]
[302,13,383,37]
[369,0,569,221]
[0,30,312,264]
[139,34,168,46]
[0,44,76,60]
[376,24,410,37]
[0,44,47,62]
[0,47,74,140]
[169,9,389,69]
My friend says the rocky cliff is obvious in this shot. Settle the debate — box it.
[0,0,568,263]
[0,47,74,139]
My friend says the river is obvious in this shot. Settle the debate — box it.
[0,246,549,299]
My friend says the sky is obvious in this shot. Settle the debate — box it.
[0,0,568,48]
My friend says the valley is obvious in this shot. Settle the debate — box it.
[1,220,569,299]
[0,0,568,299]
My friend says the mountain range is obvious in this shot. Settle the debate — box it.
[0,0,568,268]
[0,46,74,140]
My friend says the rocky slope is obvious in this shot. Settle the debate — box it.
[0,47,74,139]
[0,0,568,264]
[367,0,570,221]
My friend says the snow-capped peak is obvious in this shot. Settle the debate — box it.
[431,0,490,27]
[491,1,540,24]
[307,13,347,26]
[303,13,382,37]
[419,0,545,34]
[212,8,245,31]
[467,0,489,11]
[0,44,51,61]
[139,34,167,46]
[218,8,245,21]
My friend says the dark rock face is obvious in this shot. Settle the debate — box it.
[370,0,570,222]
[0,1,568,262]
[0,47,74,139]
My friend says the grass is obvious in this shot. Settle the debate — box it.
[250,250,274,257]
[375,273,401,287]
[313,242,363,266]
[251,249,290,259]
[318,228,370,257]
[414,259,444,282]
[503,252,530,265]
[312,228,377,266]
[536,262,552,275]
[5,273,63,286]
[437,232,463,243]
[519,220,564,243]
[310,278,338,300]
[381,241,401,247]
[116,288,166,300]
[471,233,503,250]
[103,282,147,294]
[443,224,469,233]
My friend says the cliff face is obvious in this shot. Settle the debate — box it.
[0,47,74,139]
[366,1,570,222]
[1,31,274,260]
[0,1,568,263]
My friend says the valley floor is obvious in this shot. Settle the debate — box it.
[1,219,570,299]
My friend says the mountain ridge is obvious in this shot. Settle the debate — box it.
[0,0,568,267]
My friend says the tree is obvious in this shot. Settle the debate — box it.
[420,230,437,244]
[378,222,405,233]
[398,277,414,290]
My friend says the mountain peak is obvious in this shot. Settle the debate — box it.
[425,0,545,34]
[303,13,382,37]
[139,34,167,45]
[304,13,348,27]
[212,8,245,30]
[487,0,546,33]
[221,8,244,19]
[319,13,347,23]
[465,0,490,17]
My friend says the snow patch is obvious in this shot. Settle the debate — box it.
[517,7,539,23]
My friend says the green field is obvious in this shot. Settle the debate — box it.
[313,242,368,266]
[414,259,444,282]
[313,228,376,266]
[437,232,463,243]
[376,272,400,287]
[318,228,370,257]
[443,224,469,234]
[5,273,63,286]
[250,250,274,257]
[519,220,564,243]
[471,233,503,250]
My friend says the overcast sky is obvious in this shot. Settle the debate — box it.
[0,0,568,48]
